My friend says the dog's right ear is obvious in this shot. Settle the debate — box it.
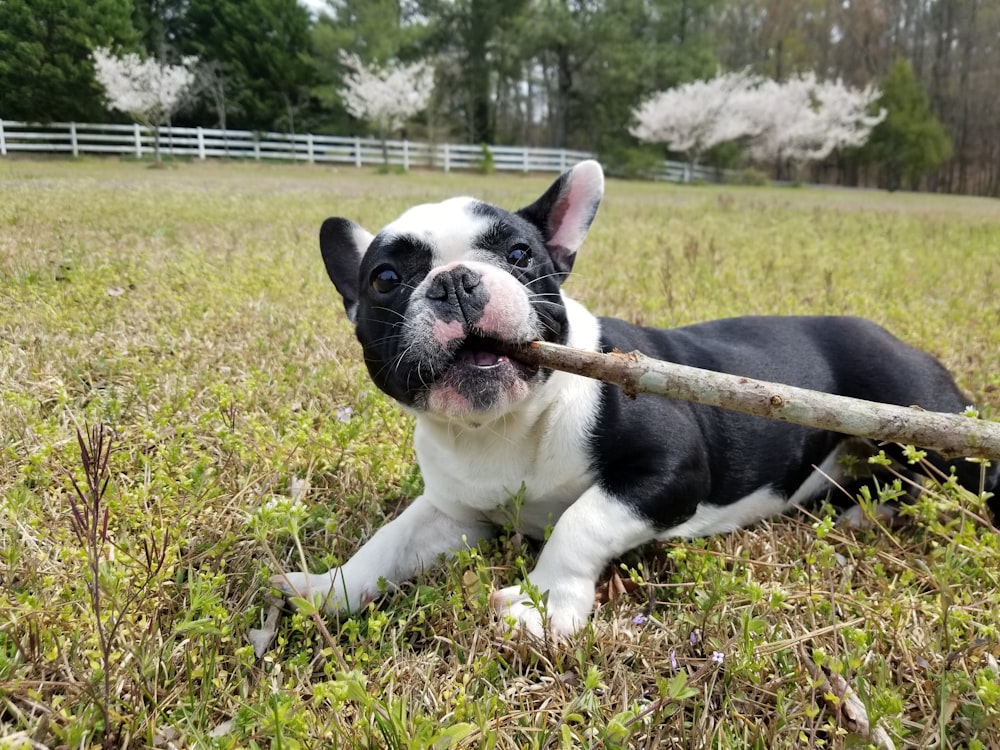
[319,217,375,323]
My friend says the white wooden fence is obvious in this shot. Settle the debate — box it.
[0,119,724,182]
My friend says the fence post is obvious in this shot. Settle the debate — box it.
[559,149,566,171]
[70,122,78,157]
[523,146,529,173]
[197,127,205,160]
[443,143,450,173]
[254,135,260,160]
[307,133,314,164]
[1,119,7,156]
[134,123,142,159]
[403,140,409,171]
[354,136,362,168]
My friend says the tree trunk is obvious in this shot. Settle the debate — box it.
[380,127,389,170]
[465,0,496,144]
[554,45,572,149]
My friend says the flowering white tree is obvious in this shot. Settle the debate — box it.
[338,51,435,169]
[92,48,197,164]
[630,70,762,178]
[632,70,885,182]
[742,73,885,179]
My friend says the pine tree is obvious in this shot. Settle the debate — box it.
[863,58,952,192]
[0,0,137,122]
[179,0,314,132]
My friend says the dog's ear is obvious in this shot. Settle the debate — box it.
[319,217,375,323]
[517,160,604,277]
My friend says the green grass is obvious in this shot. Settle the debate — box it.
[1,158,999,749]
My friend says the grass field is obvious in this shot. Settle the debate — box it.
[1,158,999,749]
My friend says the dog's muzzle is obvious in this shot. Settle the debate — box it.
[401,263,545,418]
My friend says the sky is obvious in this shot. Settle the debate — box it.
[299,0,328,18]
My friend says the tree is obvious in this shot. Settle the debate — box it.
[710,0,1000,196]
[191,60,235,132]
[307,0,427,133]
[178,0,314,132]
[338,51,435,168]
[430,0,718,152]
[630,70,762,175]
[415,0,529,144]
[517,0,718,151]
[632,70,884,181]
[743,73,885,180]
[0,0,137,122]
[861,57,953,192]
[311,0,420,64]
[91,47,197,163]
[131,0,187,61]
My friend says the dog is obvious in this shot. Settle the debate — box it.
[272,160,999,638]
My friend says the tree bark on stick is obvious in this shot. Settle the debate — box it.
[513,341,1000,461]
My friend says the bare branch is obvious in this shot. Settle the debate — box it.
[513,341,1000,461]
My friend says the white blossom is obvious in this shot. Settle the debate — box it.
[338,51,434,136]
[631,70,885,174]
[630,70,763,162]
[92,47,197,126]
[743,73,885,166]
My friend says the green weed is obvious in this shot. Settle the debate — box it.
[0,160,998,748]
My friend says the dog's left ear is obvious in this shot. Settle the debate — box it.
[517,159,604,277]
[319,217,375,324]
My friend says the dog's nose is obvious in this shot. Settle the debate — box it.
[427,266,480,298]
[426,266,485,322]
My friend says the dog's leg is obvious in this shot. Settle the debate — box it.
[491,487,657,638]
[271,496,494,615]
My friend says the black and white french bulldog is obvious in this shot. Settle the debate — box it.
[272,160,998,638]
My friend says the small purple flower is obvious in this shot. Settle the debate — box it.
[669,649,678,670]
[710,651,724,665]
[632,614,648,626]
[689,629,701,646]
[336,405,354,423]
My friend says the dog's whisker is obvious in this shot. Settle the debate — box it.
[370,305,408,321]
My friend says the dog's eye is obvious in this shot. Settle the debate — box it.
[507,244,532,268]
[370,266,401,294]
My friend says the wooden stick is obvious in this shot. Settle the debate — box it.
[512,341,1000,461]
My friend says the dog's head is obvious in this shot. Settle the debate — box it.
[319,160,604,422]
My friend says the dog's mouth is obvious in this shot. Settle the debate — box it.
[452,334,538,375]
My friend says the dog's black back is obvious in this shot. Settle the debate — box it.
[590,314,1000,528]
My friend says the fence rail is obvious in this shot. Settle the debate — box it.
[0,120,724,183]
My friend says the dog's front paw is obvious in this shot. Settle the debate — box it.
[491,584,548,639]
[835,503,900,530]
[270,570,345,614]
[490,580,592,640]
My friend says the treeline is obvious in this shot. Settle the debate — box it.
[1,0,997,196]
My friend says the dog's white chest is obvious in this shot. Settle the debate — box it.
[413,370,600,538]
